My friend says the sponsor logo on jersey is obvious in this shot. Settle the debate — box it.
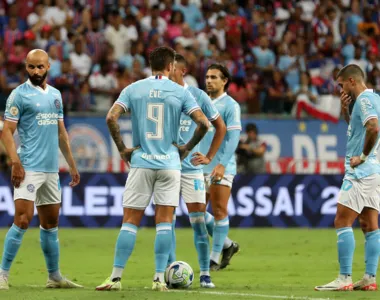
[36,113,59,125]
[27,184,35,193]
[141,153,171,160]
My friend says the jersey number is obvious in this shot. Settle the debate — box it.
[146,103,164,139]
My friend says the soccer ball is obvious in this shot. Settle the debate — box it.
[165,261,194,289]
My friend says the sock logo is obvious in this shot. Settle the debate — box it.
[27,184,35,193]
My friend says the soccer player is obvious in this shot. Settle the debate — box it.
[193,64,242,271]
[168,54,226,288]
[0,49,82,290]
[315,64,380,291]
[95,47,209,292]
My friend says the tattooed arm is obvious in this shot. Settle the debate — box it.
[106,104,139,163]
[106,104,127,152]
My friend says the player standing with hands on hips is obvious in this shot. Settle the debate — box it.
[315,64,380,291]
[0,49,82,290]
[193,64,242,271]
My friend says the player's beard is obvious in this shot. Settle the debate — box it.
[28,71,48,87]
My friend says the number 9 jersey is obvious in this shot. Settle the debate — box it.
[115,75,200,170]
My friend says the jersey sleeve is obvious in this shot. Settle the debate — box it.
[182,89,200,115]
[200,91,220,121]
[57,91,64,120]
[115,85,132,112]
[4,89,23,123]
[225,102,242,131]
[358,96,378,126]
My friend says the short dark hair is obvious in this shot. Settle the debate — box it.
[149,47,175,72]
[175,53,187,66]
[207,63,231,91]
[246,123,257,134]
[336,64,365,81]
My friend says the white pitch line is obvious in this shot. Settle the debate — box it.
[25,285,332,300]
[168,290,332,300]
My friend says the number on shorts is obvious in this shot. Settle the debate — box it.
[146,103,164,139]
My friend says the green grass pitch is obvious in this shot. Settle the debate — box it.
[0,228,378,300]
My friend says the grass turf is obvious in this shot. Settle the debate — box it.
[0,228,378,300]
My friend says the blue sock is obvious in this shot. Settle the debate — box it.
[210,217,229,263]
[0,224,26,273]
[205,212,214,237]
[155,223,172,274]
[113,223,138,270]
[167,212,176,266]
[189,212,210,273]
[40,226,60,278]
[365,229,380,276]
[337,227,355,275]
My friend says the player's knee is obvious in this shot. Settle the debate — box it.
[14,214,31,230]
[40,219,59,230]
[213,206,228,220]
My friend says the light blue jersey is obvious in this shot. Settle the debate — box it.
[345,89,380,179]
[4,80,64,173]
[179,84,219,173]
[116,76,200,170]
[200,93,242,175]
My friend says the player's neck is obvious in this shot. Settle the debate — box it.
[152,71,169,78]
[209,90,225,100]
[354,83,368,99]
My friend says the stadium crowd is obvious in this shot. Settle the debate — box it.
[0,0,378,117]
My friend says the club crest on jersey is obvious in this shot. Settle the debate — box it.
[9,106,18,116]
[54,99,60,109]
[27,184,35,193]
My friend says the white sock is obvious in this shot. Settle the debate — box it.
[48,271,62,281]
[0,269,9,278]
[200,271,210,276]
[154,272,165,282]
[223,237,233,249]
[210,251,220,263]
[111,267,124,280]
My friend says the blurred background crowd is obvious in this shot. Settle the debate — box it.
[0,0,378,117]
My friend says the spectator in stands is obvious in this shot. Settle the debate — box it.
[166,10,185,42]
[251,36,275,73]
[89,59,118,112]
[263,69,291,114]
[48,44,62,80]
[140,5,167,36]
[69,38,92,78]
[236,123,266,174]
[348,46,368,74]
[173,0,205,32]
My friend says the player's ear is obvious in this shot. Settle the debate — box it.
[182,68,187,76]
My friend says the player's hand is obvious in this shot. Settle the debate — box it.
[210,164,225,184]
[350,156,364,168]
[173,143,190,161]
[11,162,25,188]
[340,91,352,113]
[120,146,140,164]
[69,167,80,187]
[191,152,211,166]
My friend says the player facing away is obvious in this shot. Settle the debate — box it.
[0,50,82,290]
[168,54,226,288]
[315,64,380,291]
[195,64,242,271]
[96,47,209,292]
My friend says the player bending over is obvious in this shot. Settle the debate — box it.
[194,64,241,271]
[315,64,380,291]
[168,54,226,287]
[0,49,82,290]
[96,47,209,292]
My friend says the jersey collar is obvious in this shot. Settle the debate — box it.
[26,79,49,94]
[149,75,169,80]
[357,88,374,99]
[211,92,227,104]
